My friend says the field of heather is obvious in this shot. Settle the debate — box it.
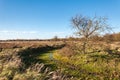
[0,41,120,80]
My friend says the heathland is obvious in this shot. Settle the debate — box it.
[0,37,120,80]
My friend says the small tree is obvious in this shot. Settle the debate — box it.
[52,36,58,41]
[71,15,111,53]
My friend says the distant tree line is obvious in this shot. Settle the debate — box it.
[65,32,120,42]
[94,32,120,42]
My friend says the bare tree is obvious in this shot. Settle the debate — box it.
[71,15,111,53]
[52,36,58,41]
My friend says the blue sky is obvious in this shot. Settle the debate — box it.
[0,0,120,40]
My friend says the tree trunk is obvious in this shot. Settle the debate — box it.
[83,42,86,54]
[83,37,88,54]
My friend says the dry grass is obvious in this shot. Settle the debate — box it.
[0,41,70,80]
[1,41,120,80]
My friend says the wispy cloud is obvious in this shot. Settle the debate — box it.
[0,30,38,34]
[0,30,66,34]
[42,32,66,35]
[0,30,69,40]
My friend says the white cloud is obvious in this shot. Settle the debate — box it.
[42,32,66,35]
[0,30,38,34]
[0,30,70,40]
